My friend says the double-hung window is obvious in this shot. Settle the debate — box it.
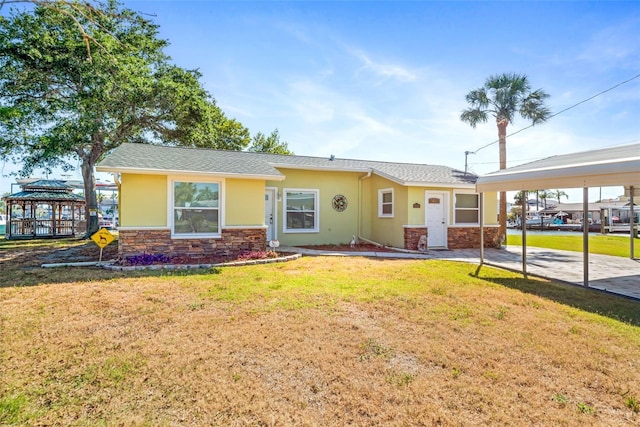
[284,189,318,232]
[378,188,394,217]
[173,181,220,236]
[454,193,479,225]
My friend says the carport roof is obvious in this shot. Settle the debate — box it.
[476,143,640,192]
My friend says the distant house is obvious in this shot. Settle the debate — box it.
[96,143,500,261]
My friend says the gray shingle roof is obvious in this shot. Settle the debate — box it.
[97,143,284,179]
[97,143,477,187]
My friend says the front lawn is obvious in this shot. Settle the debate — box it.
[507,233,638,257]
[1,241,638,426]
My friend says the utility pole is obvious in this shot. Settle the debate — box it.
[464,151,474,176]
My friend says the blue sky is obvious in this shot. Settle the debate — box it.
[2,1,639,202]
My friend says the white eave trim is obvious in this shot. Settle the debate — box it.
[484,156,640,177]
[404,181,476,189]
[476,159,640,192]
[269,163,372,174]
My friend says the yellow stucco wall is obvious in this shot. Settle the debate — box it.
[225,178,264,226]
[483,191,499,225]
[367,175,407,248]
[407,187,426,225]
[266,168,365,246]
[120,174,167,227]
[407,187,499,227]
[119,169,498,248]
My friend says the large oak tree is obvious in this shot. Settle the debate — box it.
[0,0,250,235]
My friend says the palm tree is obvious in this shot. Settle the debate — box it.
[539,190,552,210]
[554,189,569,205]
[461,73,551,244]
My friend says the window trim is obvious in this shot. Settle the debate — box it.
[453,191,480,226]
[378,188,394,218]
[283,188,319,233]
[169,178,223,239]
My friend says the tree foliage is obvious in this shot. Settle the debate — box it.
[0,0,250,235]
[248,129,293,155]
[461,73,551,243]
[460,73,551,129]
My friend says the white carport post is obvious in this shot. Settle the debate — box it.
[479,192,484,264]
[521,191,527,278]
[630,186,635,259]
[582,187,589,287]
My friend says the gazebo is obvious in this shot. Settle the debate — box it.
[3,180,86,239]
[476,142,640,287]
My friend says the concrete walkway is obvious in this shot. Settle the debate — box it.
[280,246,640,301]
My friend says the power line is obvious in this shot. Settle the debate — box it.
[465,73,640,156]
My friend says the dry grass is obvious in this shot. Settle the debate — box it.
[1,241,639,426]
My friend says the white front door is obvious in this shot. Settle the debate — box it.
[265,189,276,242]
[426,192,447,248]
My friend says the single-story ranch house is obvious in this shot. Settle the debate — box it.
[96,143,500,261]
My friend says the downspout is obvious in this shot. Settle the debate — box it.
[113,173,121,227]
[358,170,372,243]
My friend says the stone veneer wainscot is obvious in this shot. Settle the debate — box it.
[403,227,428,251]
[447,227,501,249]
[118,228,266,262]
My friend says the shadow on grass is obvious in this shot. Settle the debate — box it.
[1,265,216,288]
[472,265,640,327]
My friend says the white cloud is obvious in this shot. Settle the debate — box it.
[353,50,417,84]
[577,18,640,66]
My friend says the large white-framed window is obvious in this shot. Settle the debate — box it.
[454,192,479,225]
[284,189,319,233]
[172,180,221,237]
[378,188,394,217]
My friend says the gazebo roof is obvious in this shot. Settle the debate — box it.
[3,179,85,203]
[21,179,74,191]
[4,191,85,202]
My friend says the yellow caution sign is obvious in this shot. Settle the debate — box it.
[91,227,115,249]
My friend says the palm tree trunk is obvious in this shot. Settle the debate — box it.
[497,118,508,245]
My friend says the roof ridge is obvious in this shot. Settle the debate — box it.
[119,143,455,169]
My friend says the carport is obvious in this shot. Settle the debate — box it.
[476,143,640,286]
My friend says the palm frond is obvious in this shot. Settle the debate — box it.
[460,108,488,128]
[520,89,551,124]
[465,88,490,109]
